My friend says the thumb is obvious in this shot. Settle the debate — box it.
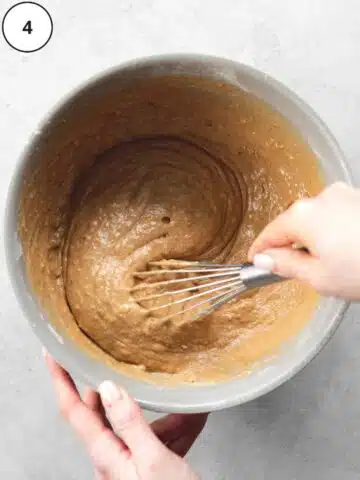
[99,381,165,462]
[253,248,319,284]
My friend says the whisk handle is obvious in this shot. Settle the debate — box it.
[239,264,284,290]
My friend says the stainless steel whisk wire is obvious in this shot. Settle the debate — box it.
[132,262,284,322]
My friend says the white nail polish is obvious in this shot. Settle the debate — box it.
[253,253,275,271]
[98,381,122,403]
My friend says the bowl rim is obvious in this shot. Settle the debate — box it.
[4,53,353,412]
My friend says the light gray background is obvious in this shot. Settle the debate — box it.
[1,0,360,478]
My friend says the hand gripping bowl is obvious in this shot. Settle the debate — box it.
[5,55,351,413]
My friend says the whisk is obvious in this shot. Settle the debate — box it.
[132,260,285,322]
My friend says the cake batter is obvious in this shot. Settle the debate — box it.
[19,76,323,383]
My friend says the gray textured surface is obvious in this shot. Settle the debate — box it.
[1,0,360,478]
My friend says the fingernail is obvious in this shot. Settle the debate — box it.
[98,381,123,404]
[253,253,275,271]
[42,346,48,357]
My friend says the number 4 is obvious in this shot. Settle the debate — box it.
[23,20,33,34]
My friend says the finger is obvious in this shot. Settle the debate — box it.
[99,381,165,462]
[44,349,78,393]
[152,414,208,457]
[44,353,130,471]
[253,247,321,283]
[94,469,106,480]
[319,181,349,199]
[45,353,104,444]
[83,389,102,412]
[152,414,188,441]
[90,431,135,480]
[248,198,317,260]
[83,389,113,430]
[167,433,201,458]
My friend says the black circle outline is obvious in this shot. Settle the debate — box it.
[2,1,53,53]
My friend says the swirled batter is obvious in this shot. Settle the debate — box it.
[19,76,323,383]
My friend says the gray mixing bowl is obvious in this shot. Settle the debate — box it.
[5,55,351,413]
